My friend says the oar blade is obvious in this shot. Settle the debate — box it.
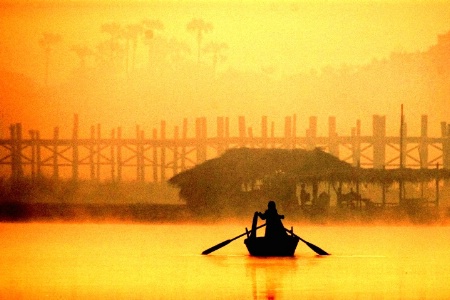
[303,240,330,256]
[202,239,232,255]
[285,227,330,256]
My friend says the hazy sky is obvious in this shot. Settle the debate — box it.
[1,0,450,137]
[1,0,450,80]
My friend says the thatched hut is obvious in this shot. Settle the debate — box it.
[169,147,450,217]
[169,148,359,215]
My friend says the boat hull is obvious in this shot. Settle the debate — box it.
[244,236,300,257]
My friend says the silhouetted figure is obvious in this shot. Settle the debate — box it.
[300,184,310,207]
[257,201,287,239]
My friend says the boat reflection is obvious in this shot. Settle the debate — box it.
[245,256,299,300]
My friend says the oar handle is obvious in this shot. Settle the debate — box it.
[229,223,266,242]
[202,223,266,255]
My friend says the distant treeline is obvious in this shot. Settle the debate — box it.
[1,28,449,134]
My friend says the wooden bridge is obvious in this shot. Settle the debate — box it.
[1,114,450,182]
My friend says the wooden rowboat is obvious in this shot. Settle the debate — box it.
[244,234,300,257]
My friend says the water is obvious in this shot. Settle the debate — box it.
[1,223,450,299]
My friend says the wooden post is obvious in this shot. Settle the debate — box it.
[16,124,23,179]
[140,129,145,182]
[306,116,317,150]
[373,115,386,169]
[173,126,179,176]
[401,121,407,168]
[29,130,36,180]
[292,114,297,148]
[72,114,79,181]
[441,122,450,169]
[328,116,339,157]
[238,116,246,147]
[36,130,41,178]
[181,119,187,171]
[53,126,59,180]
[271,121,275,148]
[90,125,95,180]
[196,117,207,163]
[111,128,115,181]
[152,128,158,182]
[419,115,428,168]
[248,127,254,148]
[96,124,101,182]
[435,163,440,207]
[161,121,166,182]
[261,116,268,148]
[351,120,361,167]
[136,125,142,181]
[116,127,122,182]
[10,124,17,180]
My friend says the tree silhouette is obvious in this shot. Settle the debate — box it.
[71,44,93,74]
[123,23,143,76]
[204,41,228,74]
[186,18,213,64]
[142,19,164,67]
[101,22,123,69]
[38,32,61,86]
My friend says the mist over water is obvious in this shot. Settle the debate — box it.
[1,222,450,299]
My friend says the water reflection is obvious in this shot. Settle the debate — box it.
[246,257,299,300]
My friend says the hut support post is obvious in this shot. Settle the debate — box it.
[261,116,268,148]
[152,128,158,182]
[435,163,440,207]
[111,129,115,181]
[117,127,122,182]
[420,115,428,168]
[96,124,101,182]
[161,121,166,182]
[29,130,36,180]
[89,125,95,181]
[72,114,79,181]
[328,116,339,157]
[53,127,59,180]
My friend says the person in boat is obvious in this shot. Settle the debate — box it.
[257,201,288,239]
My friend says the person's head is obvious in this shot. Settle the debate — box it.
[268,201,276,210]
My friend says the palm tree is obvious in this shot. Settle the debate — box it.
[71,44,93,73]
[123,23,143,76]
[186,18,213,64]
[38,32,61,86]
[142,19,164,66]
[204,41,228,74]
[101,22,123,68]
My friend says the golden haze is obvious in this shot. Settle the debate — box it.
[0,0,449,138]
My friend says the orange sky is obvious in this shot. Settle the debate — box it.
[2,0,450,78]
[0,0,449,137]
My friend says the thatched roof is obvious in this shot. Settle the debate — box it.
[169,148,450,210]
[169,148,356,206]
[169,147,354,186]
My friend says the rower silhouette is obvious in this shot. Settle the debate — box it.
[253,201,287,239]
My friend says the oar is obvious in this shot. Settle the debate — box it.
[202,224,266,255]
[285,228,330,256]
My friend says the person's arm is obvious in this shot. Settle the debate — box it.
[258,211,266,220]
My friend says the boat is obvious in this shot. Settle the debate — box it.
[244,233,299,257]
[243,211,300,257]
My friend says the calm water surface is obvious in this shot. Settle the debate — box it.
[1,222,450,299]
